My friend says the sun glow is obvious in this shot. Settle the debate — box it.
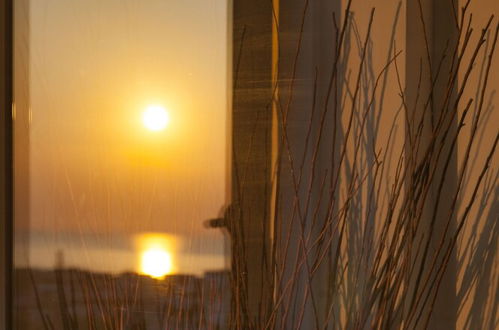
[141,248,173,278]
[142,105,170,131]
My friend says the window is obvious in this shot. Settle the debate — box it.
[12,0,231,329]
[2,0,498,329]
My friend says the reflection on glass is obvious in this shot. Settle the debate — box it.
[14,0,230,328]
[136,233,176,278]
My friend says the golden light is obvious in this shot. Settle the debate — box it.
[135,233,177,278]
[141,248,173,278]
[142,105,170,131]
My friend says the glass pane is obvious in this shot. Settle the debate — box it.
[14,0,230,328]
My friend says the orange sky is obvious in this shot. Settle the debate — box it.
[18,0,230,275]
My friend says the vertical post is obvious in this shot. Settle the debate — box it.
[0,0,13,328]
[276,0,339,327]
[232,0,274,327]
[405,0,458,328]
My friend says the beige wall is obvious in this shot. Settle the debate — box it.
[457,0,498,328]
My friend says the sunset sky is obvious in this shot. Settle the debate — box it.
[21,0,230,275]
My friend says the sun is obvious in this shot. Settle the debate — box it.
[142,105,170,131]
[141,247,173,278]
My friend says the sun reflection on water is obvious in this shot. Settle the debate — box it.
[135,233,176,278]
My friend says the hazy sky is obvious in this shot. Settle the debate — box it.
[20,0,230,275]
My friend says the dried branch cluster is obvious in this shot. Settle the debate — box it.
[230,0,498,328]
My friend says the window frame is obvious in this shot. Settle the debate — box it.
[0,0,13,328]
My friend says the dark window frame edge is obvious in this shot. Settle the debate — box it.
[0,0,13,328]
